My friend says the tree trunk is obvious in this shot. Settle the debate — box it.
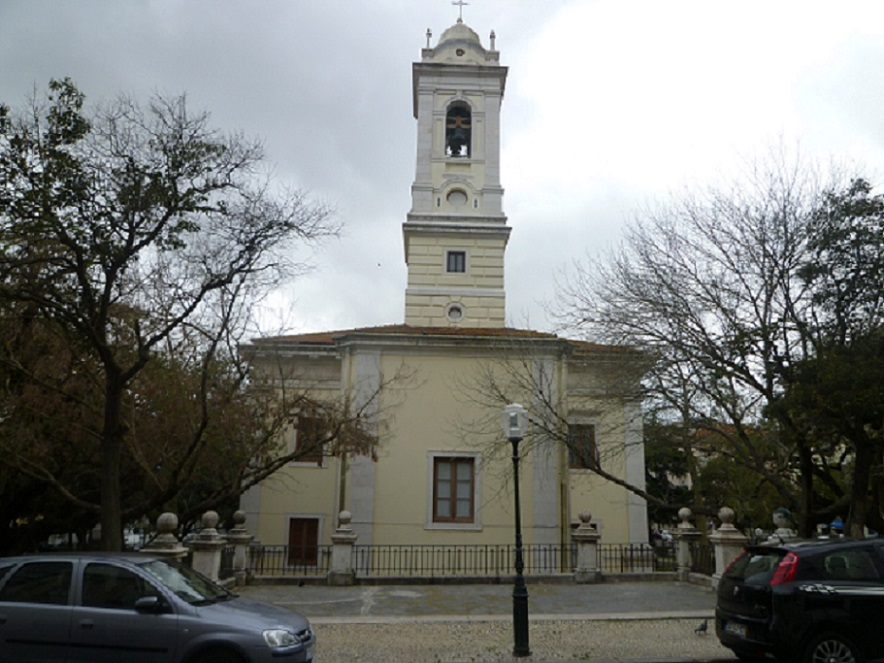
[100,375,125,552]
[99,443,122,551]
[847,440,873,538]
[798,443,815,538]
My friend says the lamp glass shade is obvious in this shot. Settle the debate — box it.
[500,403,528,440]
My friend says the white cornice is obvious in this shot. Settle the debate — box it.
[405,286,504,298]
[403,220,510,234]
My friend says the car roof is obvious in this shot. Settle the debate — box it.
[749,537,881,555]
[0,552,168,565]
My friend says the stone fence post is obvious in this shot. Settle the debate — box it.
[328,510,357,586]
[225,509,254,586]
[140,512,189,559]
[764,507,799,545]
[709,506,748,586]
[672,507,701,582]
[189,510,226,581]
[571,511,601,583]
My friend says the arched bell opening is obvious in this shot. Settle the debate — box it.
[445,103,471,157]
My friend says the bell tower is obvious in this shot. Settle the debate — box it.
[403,18,509,328]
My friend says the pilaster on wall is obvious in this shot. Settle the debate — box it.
[624,400,648,543]
[347,350,381,544]
[239,484,261,537]
[531,357,559,546]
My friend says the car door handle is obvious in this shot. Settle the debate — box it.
[79,619,95,629]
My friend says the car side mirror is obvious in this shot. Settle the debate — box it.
[134,596,169,614]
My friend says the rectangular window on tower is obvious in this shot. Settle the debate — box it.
[568,423,599,470]
[446,250,466,273]
[433,457,475,523]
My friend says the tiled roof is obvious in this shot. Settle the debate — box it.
[251,324,625,353]
[253,324,555,345]
[567,338,635,354]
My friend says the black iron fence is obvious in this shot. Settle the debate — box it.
[247,545,334,577]
[239,541,682,578]
[218,545,236,580]
[353,543,575,578]
[689,540,715,575]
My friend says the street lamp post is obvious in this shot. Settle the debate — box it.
[501,403,530,657]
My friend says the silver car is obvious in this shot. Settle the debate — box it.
[0,552,315,663]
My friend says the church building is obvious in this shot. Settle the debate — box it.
[242,17,648,562]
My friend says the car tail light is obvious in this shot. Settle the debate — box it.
[770,552,799,585]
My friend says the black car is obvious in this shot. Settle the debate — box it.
[0,552,315,663]
[716,537,884,663]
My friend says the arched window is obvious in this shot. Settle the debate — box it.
[445,103,471,157]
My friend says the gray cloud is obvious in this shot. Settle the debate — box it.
[3,0,884,335]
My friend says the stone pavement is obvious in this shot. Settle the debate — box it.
[237,580,737,663]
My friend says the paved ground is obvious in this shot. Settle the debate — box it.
[237,580,737,663]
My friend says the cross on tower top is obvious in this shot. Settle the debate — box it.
[452,0,468,22]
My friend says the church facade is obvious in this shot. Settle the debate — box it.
[242,19,648,558]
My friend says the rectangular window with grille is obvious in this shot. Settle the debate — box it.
[446,250,466,273]
[433,457,475,523]
[568,423,599,470]
[296,409,326,465]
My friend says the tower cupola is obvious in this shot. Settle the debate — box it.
[403,19,510,328]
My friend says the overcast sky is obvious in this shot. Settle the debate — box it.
[3,1,884,336]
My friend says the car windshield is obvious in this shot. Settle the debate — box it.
[138,558,233,605]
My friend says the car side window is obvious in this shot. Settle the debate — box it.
[0,562,73,605]
[82,563,159,610]
[822,550,880,581]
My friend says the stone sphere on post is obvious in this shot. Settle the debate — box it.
[677,507,694,529]
[576,511,597,532]
[200,510,220,535]
[155,512,179,542]
[718,506,737,530]
[141,512,188,558]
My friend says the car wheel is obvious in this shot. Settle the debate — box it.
[191,648,245,663]
[805,632,862,663]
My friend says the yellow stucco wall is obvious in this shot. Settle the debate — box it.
[404,232,507,327]
[365,352,528,545]
[245,353,344,547]
[405,235,504,290]
[251,458,339,546]
[247,338,646,548]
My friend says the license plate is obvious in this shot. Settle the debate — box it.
[725,621,747,638]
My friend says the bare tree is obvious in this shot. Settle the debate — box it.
[555,150,882,535]
[450,335,656,514]
[0,79,338,549]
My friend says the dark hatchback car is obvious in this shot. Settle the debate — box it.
[0,552,315,663]
[716,537,884,663]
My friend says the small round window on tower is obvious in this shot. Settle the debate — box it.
[447,189,468,207]
[456,48,465,56]
[445,303,465,323]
